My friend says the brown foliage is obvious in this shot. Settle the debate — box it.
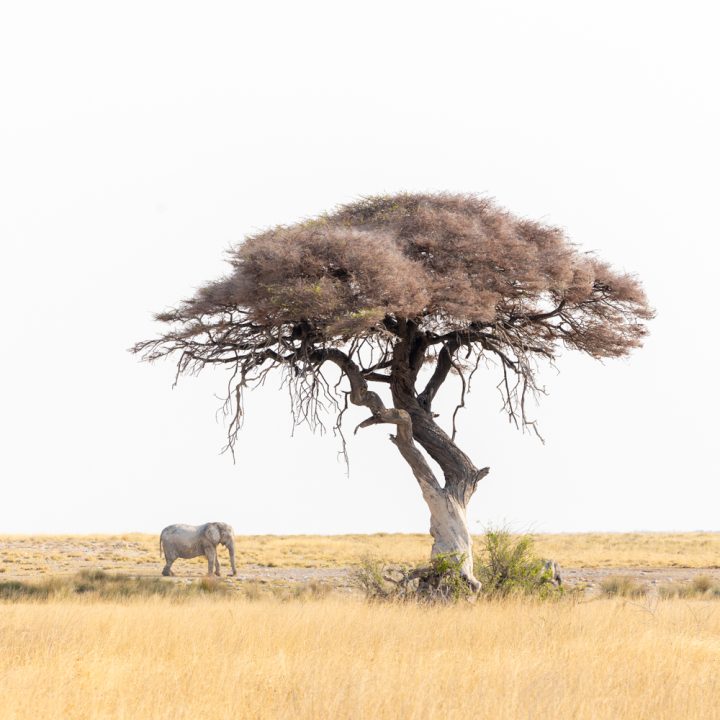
[134,192,652,455]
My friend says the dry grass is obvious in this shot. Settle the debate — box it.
[599,575,647,598]
[533,532,720,568]
[1,596,719,720]
[660,575,720,600]
[3,533,716,718]
[1,532,719,577]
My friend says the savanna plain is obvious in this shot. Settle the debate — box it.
[2,533,720,719]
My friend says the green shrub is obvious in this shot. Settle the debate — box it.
[416,553,474,602]
[474,529,562,599]
[353,557,396,601]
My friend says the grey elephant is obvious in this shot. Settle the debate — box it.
[159,522,237,577]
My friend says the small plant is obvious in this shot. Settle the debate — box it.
[658,583,687,599]
[599,575,646,598]
[290,580,331,601]
[239,582,264,601]
[353,557,395,601]
[194,576,232,595]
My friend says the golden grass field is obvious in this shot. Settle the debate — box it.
[2,596,720,720]
[2,531,720,577]
[2,533,719,719]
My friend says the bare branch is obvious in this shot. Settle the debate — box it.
[362,372,392,383]
[417,338,460,412]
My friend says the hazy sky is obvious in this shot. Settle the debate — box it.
[2,1,718,535]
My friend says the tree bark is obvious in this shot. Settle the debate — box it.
[424,483,479,589]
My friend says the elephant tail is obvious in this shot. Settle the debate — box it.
[159,533,164,558]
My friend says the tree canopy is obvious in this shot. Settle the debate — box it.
[137,192,652,444]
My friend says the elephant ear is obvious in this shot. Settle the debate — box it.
[204,523,221,544]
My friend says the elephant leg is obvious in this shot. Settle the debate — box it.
[214,555,221,576]
[162,556,175,577]
[205,548,217,576]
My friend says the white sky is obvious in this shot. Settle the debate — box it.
[1,1,718,535]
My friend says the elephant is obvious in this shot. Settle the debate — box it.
[159,522,237,577]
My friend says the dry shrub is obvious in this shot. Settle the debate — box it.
[290,580,332,601]
[600,576,647,598]
[659,576,720,599]
[689,575,717,594]
[353,557,393,601]
[239,581,264,601]
[237,579,332,602]
[354,554,472,603]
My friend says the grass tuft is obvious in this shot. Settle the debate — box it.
[600,576,646,598]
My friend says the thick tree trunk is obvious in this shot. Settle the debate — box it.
[387,326,488,591]
[424,485,479,590]
[383,411,484,590]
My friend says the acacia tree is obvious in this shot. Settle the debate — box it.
[134,193,652,589]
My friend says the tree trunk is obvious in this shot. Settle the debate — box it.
[322,333,488,591]
[385,413,484,591]
[424,485,479,590]
[387,326,488,591]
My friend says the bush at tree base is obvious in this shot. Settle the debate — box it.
[355,530,563,603]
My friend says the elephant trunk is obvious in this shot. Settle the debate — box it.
[227,537,237,576]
